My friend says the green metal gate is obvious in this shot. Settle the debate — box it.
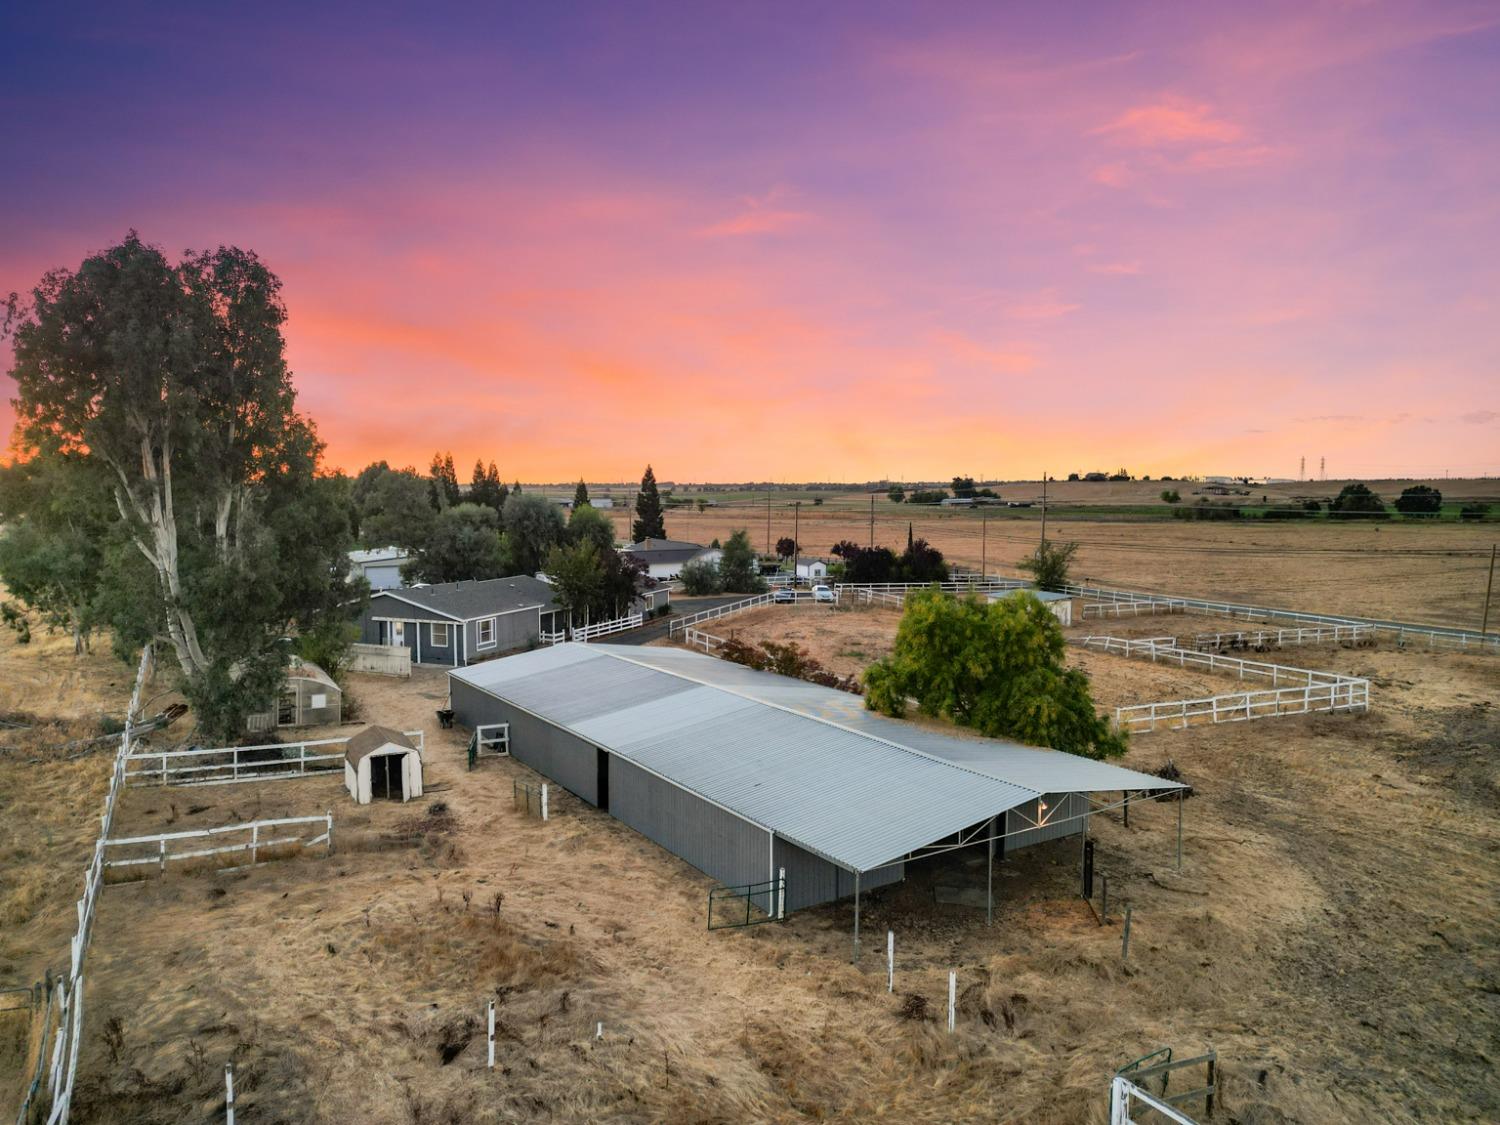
[708,873,786,930]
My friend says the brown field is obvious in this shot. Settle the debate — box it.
[2,524,1498,1124]
[610,507,1498,629]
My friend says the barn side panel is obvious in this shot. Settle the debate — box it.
[773,838,903,912]
[1003,792,1089,852]
[608,757,769,894]
[447,681,599,804]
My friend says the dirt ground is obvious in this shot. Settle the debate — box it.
[612,508,1498,630]
[40,615,1493,1123]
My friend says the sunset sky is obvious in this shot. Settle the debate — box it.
[2,2,1497,482]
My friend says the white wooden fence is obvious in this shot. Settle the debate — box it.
[20,644,153,1125]
[684,627,726,653]
[102,813,333,876]
[668,592,778,637]
[572,611,644,642]
[1191,624,1372,650]
[1108,1075,1199,1124]
[1082,599,1187,619]
[849,588,907,608]
[347,642,411,677]
[1115,678,1369,733]
[124,730,425,787]
[1078,635,1361,690]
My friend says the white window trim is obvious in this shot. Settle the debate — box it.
[476,617,497,649]
[430,622,451,647]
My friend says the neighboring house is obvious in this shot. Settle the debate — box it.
[621,538,722,581]
[349,546,411,591]
[356,576,564,666]
[940,496,976,507]
[795,559,829,581]
[986,588,1074,627]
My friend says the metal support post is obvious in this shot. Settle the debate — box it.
[851,870,861,963]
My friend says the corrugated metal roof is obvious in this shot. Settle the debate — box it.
[450,643,1182,873]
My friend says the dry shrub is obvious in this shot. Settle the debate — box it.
[896,992,930,1021]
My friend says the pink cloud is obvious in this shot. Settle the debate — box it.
[699,189,814,238]
[1093,98,1244,147]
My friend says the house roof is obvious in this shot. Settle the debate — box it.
[987,588,1072,604]
[371,575,557,620]
[344,725,417,764]
[449,643,1182,874]
[622,539,715,566]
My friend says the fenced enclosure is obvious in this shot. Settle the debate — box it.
[16,644,153,1125]
[124,730,425,788]
[707,870,786,930]
[102,813,333,879]
[1078,636,1363,690]
[572,611,644,642]
[1190,625,1372,651]
[683,627,725,653]
[1115,679,1369,733]
[347,642,411,677]
[669,592,779,638]
[1082,599,1187,619]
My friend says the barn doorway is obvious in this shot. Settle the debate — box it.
[596,747,610,812]
[372,753,404,800]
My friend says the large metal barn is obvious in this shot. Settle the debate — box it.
[448,643,1182,933]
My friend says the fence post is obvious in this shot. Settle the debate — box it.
[225,1062,235,1125]
[1122,905,1133,960]
[541,784,549,821]
[159,838,167,877]
[947,971,956,1032]
[777,867,785,920]
[326,811,333,855]
[251,824,259,866]
[487,999,496,1068]
[887,931,894,993]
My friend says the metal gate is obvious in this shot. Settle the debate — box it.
[708,871,786,930]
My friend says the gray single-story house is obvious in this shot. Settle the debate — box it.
[357,576,564,666]
[622,538,721,581]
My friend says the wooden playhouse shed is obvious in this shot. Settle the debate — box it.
[344,725,424,804]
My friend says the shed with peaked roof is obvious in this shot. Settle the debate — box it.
[344,725,424,804]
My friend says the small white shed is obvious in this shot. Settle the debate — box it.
[344,725,423,804]
[987,588,1074,627]
[795,560,829,581]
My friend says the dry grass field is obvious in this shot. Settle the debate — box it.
[2,526,1497,1124]
[611,507,1498,629]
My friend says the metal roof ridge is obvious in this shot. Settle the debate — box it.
[583,644,1051,795]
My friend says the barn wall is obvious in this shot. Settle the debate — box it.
[1004,792,1089,851]
[774,837,903,911]
[448,680,598,804]
[609,756,770,894]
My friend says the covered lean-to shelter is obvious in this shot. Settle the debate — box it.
[344,725,423,804]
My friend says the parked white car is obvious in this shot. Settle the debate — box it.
[812,585,835,603]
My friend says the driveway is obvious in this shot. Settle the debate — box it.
[607,594,753,646]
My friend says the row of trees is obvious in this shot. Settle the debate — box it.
[829,533,950,584]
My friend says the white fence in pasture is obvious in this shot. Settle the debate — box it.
[1077,636,1358,690]
[668,592,779,638]
[848,588,907,608]
[18,644,153,1125]
[347,642,411,677]
[124,730,424,788]
[102,813,333,877]
[1064,582,1498,653]
[684,627,726,653]
[1114,679,1369,733]
[1190,625,1372,650]
[1081,599,1187,619]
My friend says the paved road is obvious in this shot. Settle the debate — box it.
[607,594,751,646]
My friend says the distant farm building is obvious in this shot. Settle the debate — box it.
[246,658,342,733]
[622,538,722,581]
[940,496,976,507]
[448,644,1179,917]
[987,588,1074,627]
[344,726,423,804]
[357,577,563,666]
[348,546,411,591]
[795,559,829,581]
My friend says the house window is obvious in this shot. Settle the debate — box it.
[477,618,496,647]
[431,623,450,647]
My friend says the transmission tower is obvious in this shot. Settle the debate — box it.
[1320,456,1325,481]
[1299,455,1305,481]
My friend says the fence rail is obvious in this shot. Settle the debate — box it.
[684,627,726,653]
[1115,679,1369,733]
[102,814,333,876]
[1082,599,1187,619]
[123,730,423,788]
[572,611,644,642]
[668,592,778,637]
[1191,624,1373,650]
[1078,636,1355,689]
[1065,582,1499,652]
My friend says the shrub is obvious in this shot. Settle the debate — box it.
[1460,502,1490,521]
[1160,489,1180,504]
[678,559,723,595]
[1330,482,1387,519]
[1394,485,1442,516]
[1017,540,1077,591]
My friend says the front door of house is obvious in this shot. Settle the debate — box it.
[391,621,406,647]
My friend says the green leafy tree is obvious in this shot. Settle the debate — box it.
[679,557,724,595]
[353,463,436,549]
[0,455,114,652]
[1160,489,1181,504]
[1394,485,1442,515]
[544,540,605,624]
[1330,483,1386,518]
[775,536,797,560]
[404,503,505,583]
[718,529,766,593]
[501,491,566,576]
[4,233,356,738]
[573,479,591,508]
[1018,540,1078,592]
[633,465,667,542]
[950,476,977,499]
[865,589,1125,760]
[428,452,462,510]
[899,538,948,583]
[468,460,508,517]
[568,503,616,556]
[887,485,904,503]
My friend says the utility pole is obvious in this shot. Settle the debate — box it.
[1040,471,1048,548]
[869,492,875,547]
[793,501,801,586]
[981,514,987,578]
[765,491,772,555]
[1483,544,1496,636]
